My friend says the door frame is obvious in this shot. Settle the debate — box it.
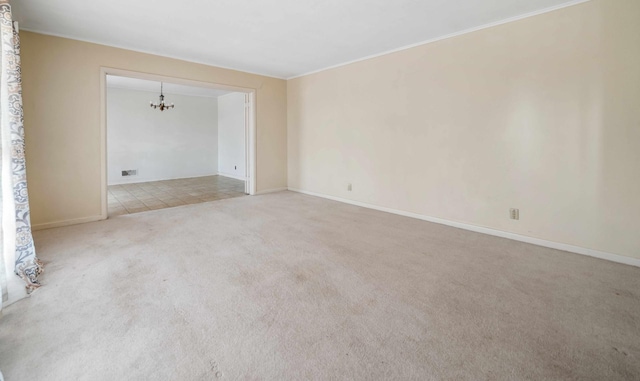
[99,67,257,219]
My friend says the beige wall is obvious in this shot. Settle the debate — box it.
[288,0,640,259]
[20,32,287,227]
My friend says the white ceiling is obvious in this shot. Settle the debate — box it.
[13,0,585,79]
[106,76,233,98]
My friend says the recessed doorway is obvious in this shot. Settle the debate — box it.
[100,69,256,218]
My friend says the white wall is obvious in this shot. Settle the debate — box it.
[107,87,218,184]
[217,92,246,180]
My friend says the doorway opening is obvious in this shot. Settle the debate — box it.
[100,68,256,218]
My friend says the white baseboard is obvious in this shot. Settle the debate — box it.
[32,215,105,231]
[287,188,640,268]
[217,172,247,181]
[109,173,220,186]
[255,187,288,195]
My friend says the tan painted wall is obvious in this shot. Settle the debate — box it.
[288,0,640,259]
[20,32,287,227]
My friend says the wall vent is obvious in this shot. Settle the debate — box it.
[121,169,138,177]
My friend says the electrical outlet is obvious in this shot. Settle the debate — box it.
[510,208,519,220]
[347,183,352,191]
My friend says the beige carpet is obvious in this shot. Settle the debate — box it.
[0,191,638,380]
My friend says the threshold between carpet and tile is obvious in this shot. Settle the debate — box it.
[0,191,638,380]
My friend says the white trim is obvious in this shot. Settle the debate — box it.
[108,173,222,186]
[244,92,250,195]
[287,0,592,80]
[99,70,108,220]
[247,91,257,196]
[106,83,228,99]
[254,187,287,195]
[32,215,104,231]
[19,28,287,80]
[101,67,256,93]
[287,188,640,268]
[217,172,247,182]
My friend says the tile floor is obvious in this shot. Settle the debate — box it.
[108,175,246,217]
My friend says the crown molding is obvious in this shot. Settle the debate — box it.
[287,0,592,80]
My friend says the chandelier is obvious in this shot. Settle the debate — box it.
[150,82,175,111]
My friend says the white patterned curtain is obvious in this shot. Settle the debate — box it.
[0,0,42,310]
